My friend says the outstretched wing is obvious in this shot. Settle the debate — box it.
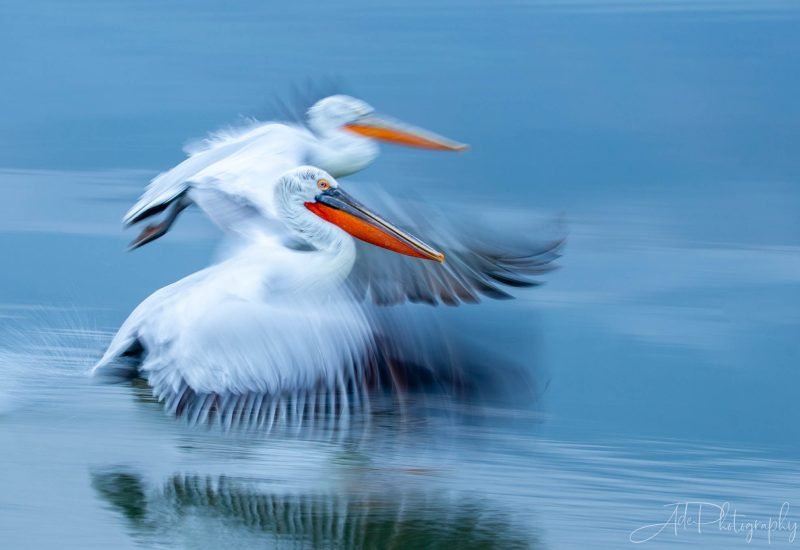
[346,192,564,306]
[124,79,348,226]
[123,121,310,226]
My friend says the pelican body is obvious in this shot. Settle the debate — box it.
[95,167,446,424]
[96,167,562,428]
[125,95,466,249]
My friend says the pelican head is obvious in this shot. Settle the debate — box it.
[306,95,467,152]
[276,167,444,263]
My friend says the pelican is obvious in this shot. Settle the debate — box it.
[94,167,561,429]
[124,95,467,249]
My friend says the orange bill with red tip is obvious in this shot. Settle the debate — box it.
[305,189,444,263]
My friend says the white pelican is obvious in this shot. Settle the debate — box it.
[124,95,467,249]
[94,167,561,429]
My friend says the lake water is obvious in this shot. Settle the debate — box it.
[1,1,800,548]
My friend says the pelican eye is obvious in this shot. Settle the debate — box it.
[317,179,331,191]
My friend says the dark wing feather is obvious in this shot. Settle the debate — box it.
[346,195,564,307]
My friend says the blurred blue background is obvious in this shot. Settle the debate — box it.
[1,0,799,547]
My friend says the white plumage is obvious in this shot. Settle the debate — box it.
[123,95,466,248]
[98,168,382,424]
[126,123,327,226]
[96,166,562,429]
[98,238,368,396]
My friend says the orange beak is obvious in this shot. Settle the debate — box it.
[344,114,468,152]
[305,188,444,262]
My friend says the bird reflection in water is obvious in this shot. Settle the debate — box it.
[91,469,537,549]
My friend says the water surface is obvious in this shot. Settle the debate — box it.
[1,1,799,547]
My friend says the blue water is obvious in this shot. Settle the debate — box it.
[1,1,799,548]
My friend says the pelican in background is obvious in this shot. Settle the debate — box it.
[94,167,561,430]
[125,95,467,249]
